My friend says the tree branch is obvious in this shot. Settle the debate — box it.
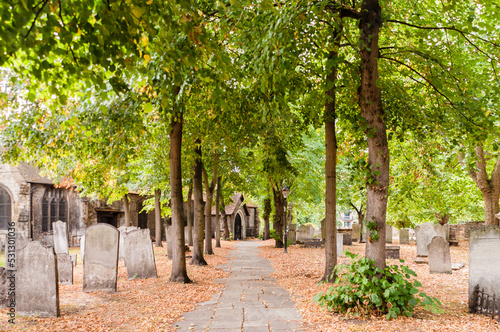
[24,0,49,40]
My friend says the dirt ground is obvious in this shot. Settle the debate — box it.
[259,239,500,331]
[1,241,233,331]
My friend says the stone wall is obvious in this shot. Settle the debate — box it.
[0,164,31,237]
[456,221,485,241]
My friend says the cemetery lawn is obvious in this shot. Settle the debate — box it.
[260,239,500,332]
[1,241,233,331]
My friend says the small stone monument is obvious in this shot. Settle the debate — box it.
[385,245,400,259]
[336,233,343,257]
[428,236,452,274]
[165,225,174,260]
[416,223,437,257]
[352,223,360,242]
[399,228,410,245]
[52,221,73,285]
[287,226,297,245]
[434,223,446,239]
[17,242,59,317]
[469,225,500,312]
[80,234,85,260]
[121,229,157,279]
[385,225,393,244]
[83,224,119,292]
[118,226,138,261]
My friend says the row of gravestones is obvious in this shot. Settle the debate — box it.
[0,222,157,317]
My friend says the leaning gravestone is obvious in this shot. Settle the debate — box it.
[352,223,360,242]
[17,242,59,317]
[118,226,138,261]
[416,223,437,257]
[83,224,119,292]
[469,226,500,312]
[52,221,73,285]
[385,225,393,244]
[53,221,69,255]
[336,233,343,257]
[434,224,446,240]
[121,229,157,279]
[428,236,452,274]
[399,228,410,245]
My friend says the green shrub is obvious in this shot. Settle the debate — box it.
[269,229,277,240]
[313,252,442,319]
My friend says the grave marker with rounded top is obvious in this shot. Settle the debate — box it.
[83,223,119,292]
[468,225,500,312]
[52,220,69,255]
[385,225,393,243]
[428,236,452,274]
[17,242,59,317]
[416,223,437,257]
[121,229,157,279]
[336,233,343,257]
[433,223,446,240]
[399,228,410,245]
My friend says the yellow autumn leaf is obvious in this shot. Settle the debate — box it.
[146,0,153,4]
[486,110,491,116]
[144,54,151,66]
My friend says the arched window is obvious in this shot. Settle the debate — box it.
[58,197,67,223]
[0,187,11,230]
[50,198,57,231]
[42,196,49,232]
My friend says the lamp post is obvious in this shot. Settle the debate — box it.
[282,185,290,253]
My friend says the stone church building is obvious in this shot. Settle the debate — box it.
[0,163,260,245]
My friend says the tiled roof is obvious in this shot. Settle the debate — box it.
[18,162,54,185]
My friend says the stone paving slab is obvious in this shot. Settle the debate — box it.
[173,241,303,331]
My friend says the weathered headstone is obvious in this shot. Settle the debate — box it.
[52,220,69,255]
[57,254,74,285]
[342,232,352,246]
[297,225,313,243]
[434,223,446,240]
[17,242,59,317]
[352,223,360,242]
[469,226,500,312]
[385,245,400,259]
[287,228,296,245]
[83,224,119,292]
[165,225,174,260]
[416,223,437,257]
[80,234,85,260]
[118,226,138,261]
[428,236,452,274]
[336,233,343,257]
[0,267,14,309]
[399,228,410,245]
[385,225,393,244]
[121,229,157,279]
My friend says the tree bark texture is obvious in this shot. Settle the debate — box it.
[190,140,207,266]
[220,186,230,240]
[465,146,500,226]
[154,189,163,247]
[202,153,218,255]
[322,49,338,282]
[272,185,284,248]
[123,194,131,227]
[263,197,271,240]
[215,176,221,248]
[186,182,193,246]
[359,0,388,269]
[168,109,191,283]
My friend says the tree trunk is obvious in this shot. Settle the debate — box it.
[186,182,193,246]
[462,147,500,226]
[215,176,221,248]
[272,185,284,248]
[202,153,218,255]
[191,139,207,266]
[359,0,388,269]
[322,48,338,282]
[263,196,271,240]
[123,194,130,227]
[220,183,230,240]
[154,189,163,247]
[168,108,191,283]
[350,202,365,242]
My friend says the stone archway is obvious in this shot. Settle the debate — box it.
[234,214,242,240]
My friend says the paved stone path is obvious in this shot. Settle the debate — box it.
[173,241,304,331]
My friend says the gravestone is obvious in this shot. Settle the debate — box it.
[165,225,174,260]
[52,221,69,255]
[416,223,437,257]
[428,236,452,274]
[80,234,85,260]
[70,254,77,267]
[352,224,360,242]
[434,224,446,240]
[83,224,119,292]
[287,228,296,245]
[118,226,138,261]
[303,238,322,247]
[0,267,14,309]
[57,254,74,285]
[342,232,352,246]
[336,233,343,257]
[297,225,314,243]
[385,245,400,259]
[469,226,500,312]
[385,225,393,244]
[17,242,59,317]
[121,229,157,279]
[399,228,410,245]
